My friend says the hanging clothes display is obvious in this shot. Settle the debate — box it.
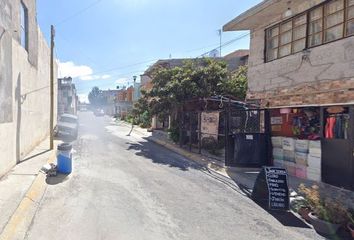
[325,117,336,139]
[325,114,349,139]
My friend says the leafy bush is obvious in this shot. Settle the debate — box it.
[139,110,151,128]
[202,136,223,156]
[298,184,349,224]
[168,124,180,143]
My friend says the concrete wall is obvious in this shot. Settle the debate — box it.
[0,0,57,177]
[246,0,354,107]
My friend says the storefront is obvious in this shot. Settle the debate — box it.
[270,104,354,190]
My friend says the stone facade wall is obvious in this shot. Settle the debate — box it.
[248,78,354,108]
[246,0,354,107]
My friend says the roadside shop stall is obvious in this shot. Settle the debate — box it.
[270,105,354,190]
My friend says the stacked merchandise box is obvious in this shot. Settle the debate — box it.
[295,140,309,179]
[307,141,321,181]
[282,138,296,176]
[271,137,284,167]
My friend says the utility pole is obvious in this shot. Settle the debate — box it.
[218,29,222,57]
[50,25,55,150]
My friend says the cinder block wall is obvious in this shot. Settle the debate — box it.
[246,0,354,107]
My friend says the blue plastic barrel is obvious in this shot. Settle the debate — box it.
[57,143,73,174]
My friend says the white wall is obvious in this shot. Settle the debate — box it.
[0,22,57,177]
[12,28,58,160]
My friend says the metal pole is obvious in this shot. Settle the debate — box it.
[189,113,192,152]
[50,25,55,150]
[198,111,202,154]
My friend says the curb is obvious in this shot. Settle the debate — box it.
[121,121,231,178]
[148,137,229,176]
[0,150,56,240]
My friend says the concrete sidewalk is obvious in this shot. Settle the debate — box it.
[119,120,354,209]
[0,138,60,240]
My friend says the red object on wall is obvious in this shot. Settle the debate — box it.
[270,109,296,137]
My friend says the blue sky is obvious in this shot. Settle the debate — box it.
[37,0,261,102]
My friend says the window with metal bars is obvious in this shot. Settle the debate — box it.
[265,0,354,62]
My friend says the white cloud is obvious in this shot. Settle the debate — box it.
[102,74,111,79]
[58,61,93,79]
[58,61,112,81]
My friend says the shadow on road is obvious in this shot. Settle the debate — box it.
[126,140,204,172]
[46,173,70,185]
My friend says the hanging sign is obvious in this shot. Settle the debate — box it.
[252,167,290,211]
[271,117,283,125]
[201,111,219,139]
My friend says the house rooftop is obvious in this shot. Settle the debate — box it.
[223,49,249,60]
[223,0,303,31]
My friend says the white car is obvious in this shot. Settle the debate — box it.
[55,114,79,139]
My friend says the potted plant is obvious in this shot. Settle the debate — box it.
[347,209,354,238]
[298,184,348,236]
[298,204,312,222]
[291,197,312,222]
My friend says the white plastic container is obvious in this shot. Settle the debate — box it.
[283,150,295,162]
[273,159,284,168]
[295,152,308,166]
[308,154,321,169]
[309,140,321,149]
[295,140,309,153]
[272,148,284,160]
[271,137,283,148]
[282,138,295,151]
[307,169,321,182]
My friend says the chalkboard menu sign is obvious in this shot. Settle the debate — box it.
[252,167,290,211]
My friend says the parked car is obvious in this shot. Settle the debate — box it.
[55,114,79,139]
[94,108,105,116]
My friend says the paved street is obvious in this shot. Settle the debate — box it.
[25,112,322,240]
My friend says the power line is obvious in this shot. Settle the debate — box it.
[199,32,250,57]
[56,0,104,26]
[54,31,250,81]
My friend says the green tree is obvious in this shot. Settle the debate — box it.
[131,96,152,128]
[147,58,228,119]
[222,66,248,100]
[88,86,106,106]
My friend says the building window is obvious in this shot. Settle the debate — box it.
[20,2,29,51]
[266,0,354,62]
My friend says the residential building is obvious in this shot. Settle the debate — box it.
[223,0,354,190]
[0,0,58,177]
[101,89,120,116]
[58,77,78,116]
[115,88,133,118]
[223,49,249,72]
[133,79,142,102]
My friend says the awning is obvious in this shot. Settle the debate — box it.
[223,0,305,31]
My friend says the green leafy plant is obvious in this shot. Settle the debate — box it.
[168,123,180,143]
[202,136,223,156]
[298,184,348,224]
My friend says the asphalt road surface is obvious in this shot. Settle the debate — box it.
[25,111,323,240]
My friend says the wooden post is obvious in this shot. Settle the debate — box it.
[50,25,55,150]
